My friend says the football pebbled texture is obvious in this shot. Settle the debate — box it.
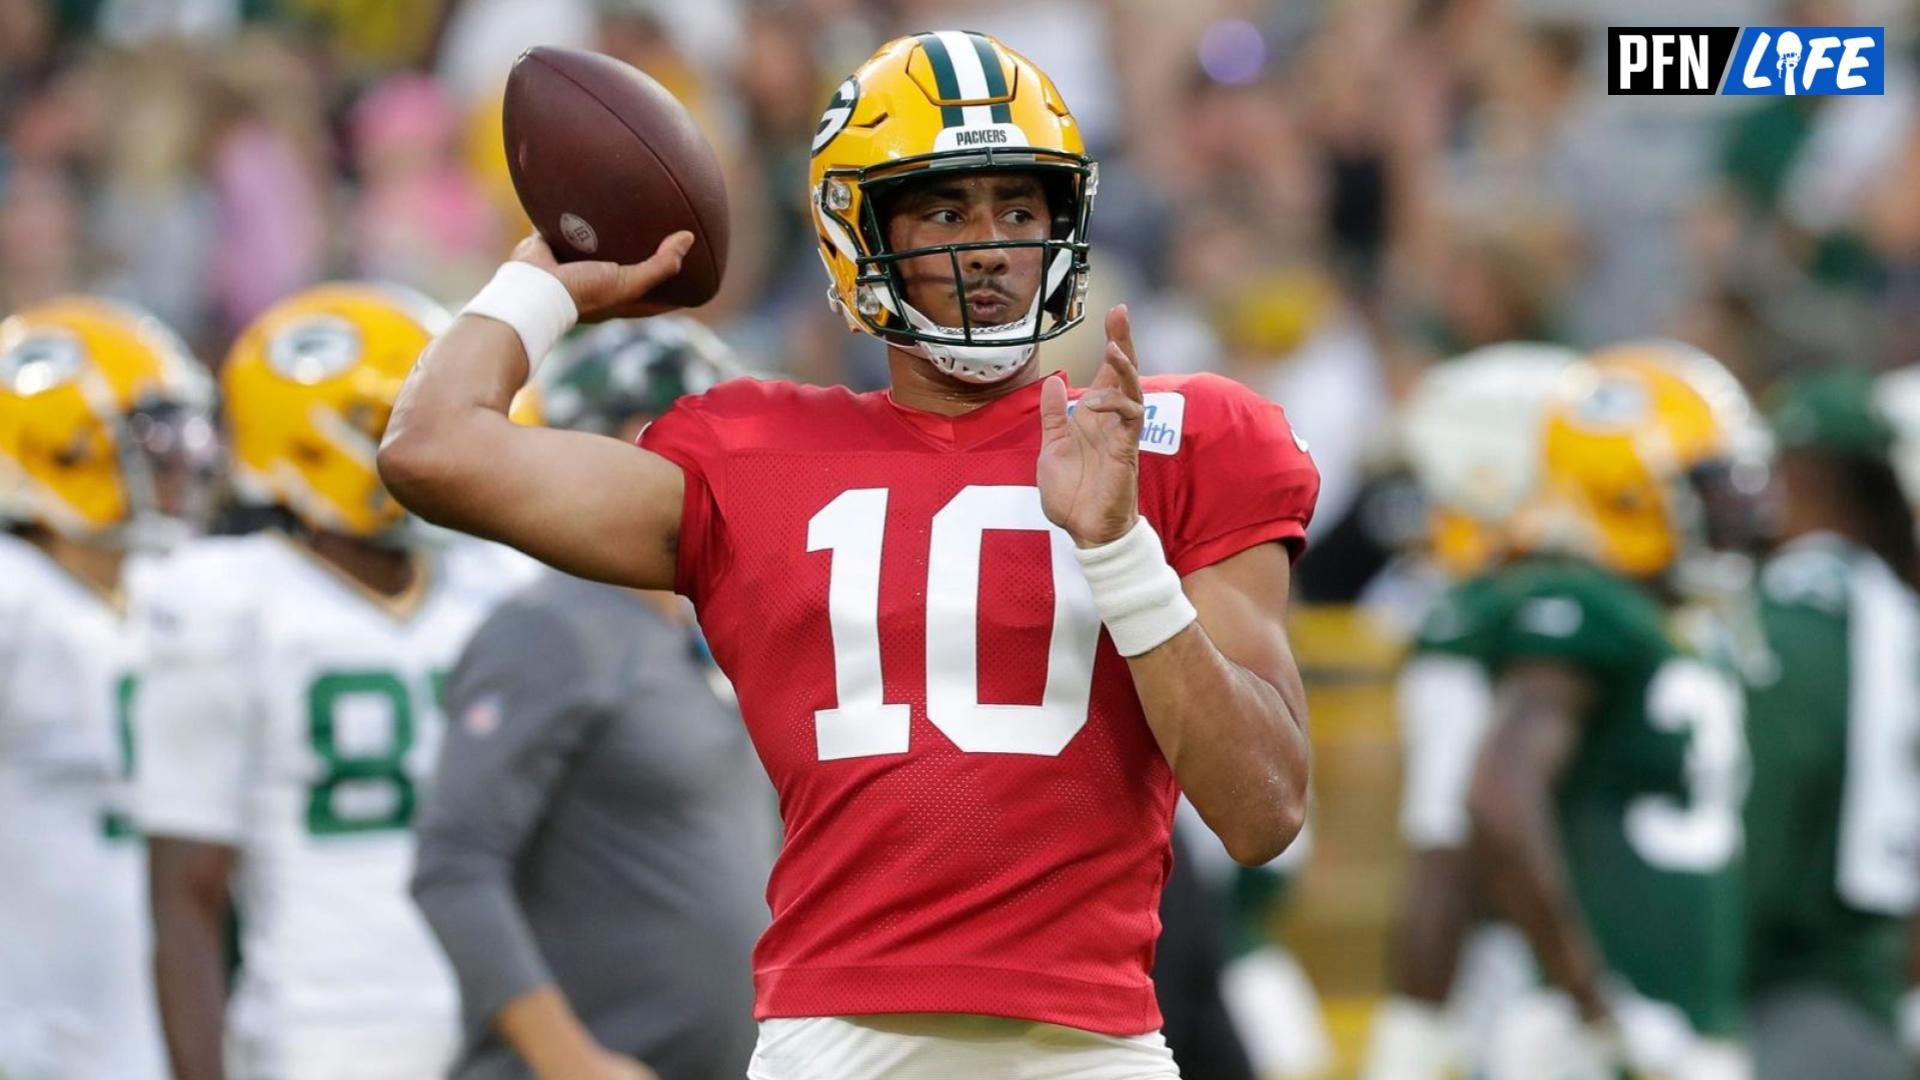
[503,46,729,307]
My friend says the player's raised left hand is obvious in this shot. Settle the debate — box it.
[1039,304,1144,547]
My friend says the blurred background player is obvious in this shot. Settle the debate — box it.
[1363,341,1576,1080]
[1152,814,1260,1080]
[1466,343,1771,1080]
[1875,363,1920,1072]
[0,297,212,1080]
[1167,802,1334,1080]
[1742,370,1920,1080]
[135,283,535,1080]
[412,317,777,1080]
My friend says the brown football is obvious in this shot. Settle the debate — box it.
[503,46,729,308]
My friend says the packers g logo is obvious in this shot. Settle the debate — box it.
[812,78,859,157]
[267,316,364,386]
[1572,376,1651,430]
[1,331,85,395]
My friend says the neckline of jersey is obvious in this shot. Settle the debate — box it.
[878,369,1065,449]
[265,530,439,624]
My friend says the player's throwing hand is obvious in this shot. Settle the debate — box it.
[1039,304,1147,547]
[510,231,695,322]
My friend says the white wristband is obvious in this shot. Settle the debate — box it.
[1073,517,1197,657]
[460,262,578,375]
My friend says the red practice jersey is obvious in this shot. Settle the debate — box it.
[640,370,1318,1036]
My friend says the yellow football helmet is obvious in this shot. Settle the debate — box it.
[222,283,448,539]
[809,31,1095,383]
[1530,342,1768,583]
[0,297,214,543]
[1585,340,1771,467]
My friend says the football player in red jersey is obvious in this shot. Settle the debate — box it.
[380,31,1318,1079]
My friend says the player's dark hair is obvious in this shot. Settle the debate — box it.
[1790,446,1920,586]
[1838,453,1920,587]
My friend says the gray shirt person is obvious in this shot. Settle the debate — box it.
[412,569,775,1080]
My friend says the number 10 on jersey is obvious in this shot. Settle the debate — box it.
[808,485,1104,761]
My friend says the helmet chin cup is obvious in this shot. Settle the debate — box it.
[917,339,1036,384]
[895,288,1043,384]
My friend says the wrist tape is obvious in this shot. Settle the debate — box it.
[1073,517,1197,657]
[460,262,577,375]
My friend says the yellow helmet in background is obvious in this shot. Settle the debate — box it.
[1530,343,1768,583]
[0,297,213,542]
[222,283,448,540]
[1585,340,1771,470]
[809,30,1095,383]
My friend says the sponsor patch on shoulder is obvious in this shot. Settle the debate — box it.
[1065,390,1186,453]
[1138,392,1186,454]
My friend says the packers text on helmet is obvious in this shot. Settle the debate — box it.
[810,31,1095,384]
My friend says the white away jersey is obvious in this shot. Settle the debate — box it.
[133,533,533,1074]
[0,534,166,1080]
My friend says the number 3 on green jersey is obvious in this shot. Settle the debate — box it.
[1629,658,1745,872]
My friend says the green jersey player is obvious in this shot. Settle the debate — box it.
[1467,343,1770,1080]
[1744,372,1920,1080]
[1366,343,1577,1080]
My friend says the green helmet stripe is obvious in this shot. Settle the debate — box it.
[914,33,966,127]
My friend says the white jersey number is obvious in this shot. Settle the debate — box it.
[1836,557,1920,913]
[808,485,1103,760]
[1624,659,1747,872]
[305,670,444,835]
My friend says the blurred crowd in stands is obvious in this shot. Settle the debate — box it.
[3,0,1917,600]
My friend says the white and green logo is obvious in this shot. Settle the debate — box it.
[812,77,859,156]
